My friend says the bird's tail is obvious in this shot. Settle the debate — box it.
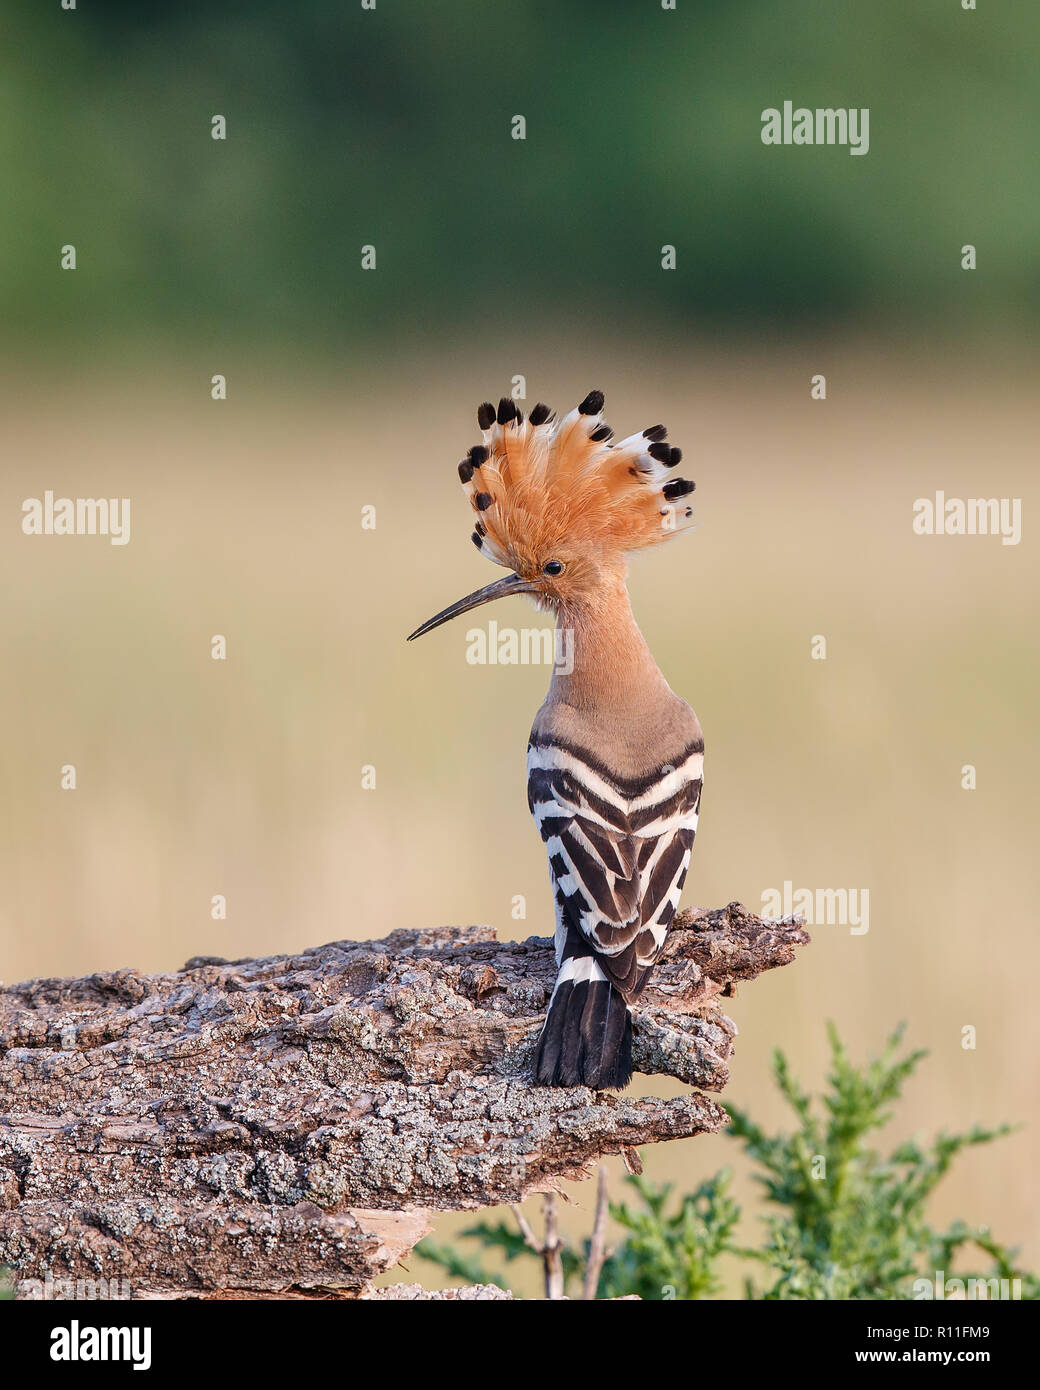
[534,956,633,1090]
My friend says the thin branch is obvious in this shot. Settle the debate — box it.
[542,1194,565,1301]
[511,1205,541,1255]
[582,1166,610,1300]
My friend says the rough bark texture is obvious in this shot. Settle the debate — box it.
[0,903,807,1299]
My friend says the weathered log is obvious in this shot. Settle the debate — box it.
[0,903,807,1299]
[362,1282,514,1301]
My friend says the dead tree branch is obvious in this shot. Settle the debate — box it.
[0,903,807,1299]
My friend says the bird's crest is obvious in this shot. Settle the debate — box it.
[458,390,696,571]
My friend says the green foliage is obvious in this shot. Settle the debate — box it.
[0,1268,13,1301]
[727,1022,1019,1299]
[417,1024,1036,1300]
[598,1170,741,1301]
[417,1217,585,1296]
[411,1237,503,1291]
[7,4,1040,346]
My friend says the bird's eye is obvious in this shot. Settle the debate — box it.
[542,560,565,577]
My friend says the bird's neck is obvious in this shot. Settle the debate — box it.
[549,575,669,712]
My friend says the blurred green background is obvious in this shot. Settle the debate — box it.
[6,0,1040,349]
[1,1,1036,1295]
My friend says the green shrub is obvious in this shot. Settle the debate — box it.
[416,1024,1037,1300]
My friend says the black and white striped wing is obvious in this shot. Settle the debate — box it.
[527,737,703,996]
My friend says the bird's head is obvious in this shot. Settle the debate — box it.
[407,390,696,641]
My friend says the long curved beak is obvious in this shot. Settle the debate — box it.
[407,572,538,641]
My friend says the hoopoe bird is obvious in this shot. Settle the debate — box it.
[408,390,703,1090]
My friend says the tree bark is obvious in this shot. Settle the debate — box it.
[0,902,807,1299]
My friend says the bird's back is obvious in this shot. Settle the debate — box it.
[529,690,703,1088]
[531,686,702,784]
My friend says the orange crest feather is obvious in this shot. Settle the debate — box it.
[457,391,696,572]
